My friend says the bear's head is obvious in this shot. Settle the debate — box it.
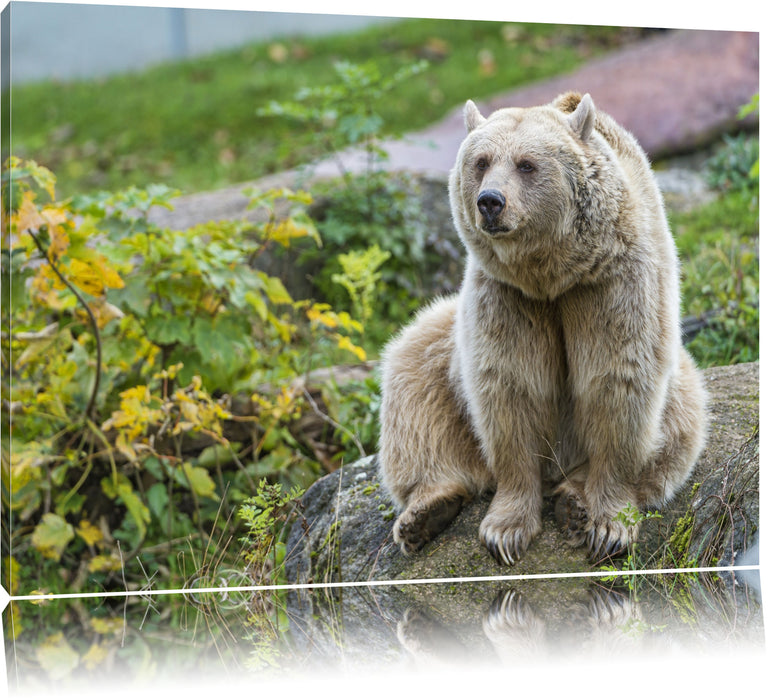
[449,92,624,298]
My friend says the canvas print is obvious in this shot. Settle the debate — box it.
[1,0,761,692]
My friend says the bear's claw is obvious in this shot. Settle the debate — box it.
[479,519,538,566]
[585,520,631,563]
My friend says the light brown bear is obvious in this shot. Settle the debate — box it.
[378,92,707,565]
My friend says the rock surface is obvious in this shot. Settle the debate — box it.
[284,361,759,586]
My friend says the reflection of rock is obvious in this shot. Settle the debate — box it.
[283,573,763,667]
[284,362,759,586]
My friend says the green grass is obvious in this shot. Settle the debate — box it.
[672,187,759,366]
[7,18,641,199]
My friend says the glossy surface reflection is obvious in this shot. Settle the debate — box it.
[4,569,763,694]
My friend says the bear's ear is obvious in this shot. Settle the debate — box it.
[567,93,596,142]
[464,100,486,133]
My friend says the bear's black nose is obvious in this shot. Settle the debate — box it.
[477,189,506,224]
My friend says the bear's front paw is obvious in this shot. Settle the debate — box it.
[479,513,541,565]
[585,517,632,562]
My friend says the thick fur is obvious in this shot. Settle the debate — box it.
[378,92,707,565]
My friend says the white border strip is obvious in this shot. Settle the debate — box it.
[5,564,761,603]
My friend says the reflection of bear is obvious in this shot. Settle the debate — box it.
[379,92,707,565]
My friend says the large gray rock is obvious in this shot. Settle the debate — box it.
[284,362,759,586]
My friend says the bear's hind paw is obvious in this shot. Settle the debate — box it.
[554,486,633,561]
[554,488,589,547]
[393,495,464,554]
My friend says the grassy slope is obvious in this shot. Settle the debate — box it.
[8,18,642,198]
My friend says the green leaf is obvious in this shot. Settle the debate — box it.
[146,315,192,345]
[197,443,238,469]
[146,483,169,520]
[257,271,293,305]
[180,462,217,499]
[31,513,75,560]
[112,274,151,317]
[192,316,242,367]
[1,248,33,315]
[101,475,150,539]
[244,290,269,321]
[25,160,57,200]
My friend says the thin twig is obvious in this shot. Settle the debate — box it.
[302,386,366,458]
[28,230,102,420]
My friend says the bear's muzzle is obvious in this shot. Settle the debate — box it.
[477,189,507,232]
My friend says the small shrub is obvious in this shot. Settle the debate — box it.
[705,133,759,195]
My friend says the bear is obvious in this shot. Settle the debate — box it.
[378,92,707,565]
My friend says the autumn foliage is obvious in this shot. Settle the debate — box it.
[1,157,368,618]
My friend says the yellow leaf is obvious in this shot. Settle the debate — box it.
[153,362,184,381]
[82,643,109,670]
[16,190,44,233]
[67,256,125,296]
[181,462,217,499]
[102,384,163,448]
[31,513,75,560]
[29,588,51,604]
[337,311,364,334]
[180,400,200,425]
[9,440,52,492]
[87,553,123,573]
[43,208,69,259]
[113,432,137,461]
[91,617,124,635]
[14,323,59,342]
[3,555,21,595]
[307,305,339,329]
[336,334,367,362]
[6,601,23,640]
[15,325,65,368]
[76,519,104,547]
[28,268,75,308]
[265,218,315,248]
[84,297,125,329]
[35,632,80,680]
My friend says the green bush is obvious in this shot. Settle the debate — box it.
[2,157,368,606]
[261,60,460,347]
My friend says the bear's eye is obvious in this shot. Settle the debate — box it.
[475,158,489,172]
[517,160,535,173]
